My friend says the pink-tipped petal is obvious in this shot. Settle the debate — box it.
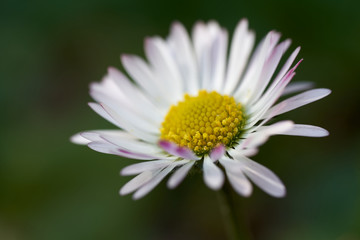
[159,140,198,160]
[210,144,226,161]
[175,147,198,160]
[158,140,177,154]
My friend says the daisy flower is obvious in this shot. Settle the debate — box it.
[71,19,330,200]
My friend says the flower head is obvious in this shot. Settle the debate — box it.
[71,19,331,199]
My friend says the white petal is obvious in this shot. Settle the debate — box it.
[81,130,136,142]
[240,148,259,157]
[246,101,285,133]
[234,31,281,103]
[247,100,288,130]
[264,88,331,118]
[167,161,195,189]
[121,160,186,176]
[121,54,170,107]
[280,124,329,137]
[192,21,208,88]
[234,154,286,197]
[120,170,158,195]
[101,103,158,143]
[240,121,294,149]
[101,134,161,155]
[281,81,314,96]
[81,130,170,160]
[192,21,223,90]
[88,142,159,160]
[248,39,292,104]
[88,142,117,154]
[91,94,158,135]
[271,46,301,92]
[81,130,135,144]
[107,67,165,123]
[89,75,124,103]
[88,102,120,127]
[145,37,183,103]
[209,28,228,91]
[121,160,171,176]
[90,89,147,128]
[246,60,301,126]
[248,57,303,119]
[167,22,199,94]
[254,119,294,135]
[219,157,252,196]
[203,156,224,190]
[133,164,176,200]
[224,19,255,94]
[227,171,253,197]
[121,54,156,93]
[192,21,207,61]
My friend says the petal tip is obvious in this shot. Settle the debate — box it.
[171,20,183,29]
[323,88,332,96]
[119,186,129,196]
[120,54,132,62]
[107,66,116,72]
[239,18,248,25]
[273,188,286,198]
[132,193,143,200]
[167,179,180,190]
[70,133,89,145]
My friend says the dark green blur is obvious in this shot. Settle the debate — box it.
[1,0,359,239]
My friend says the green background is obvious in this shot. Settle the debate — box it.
[1,0,359,239]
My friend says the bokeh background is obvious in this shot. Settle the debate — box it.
[1,0,360,239]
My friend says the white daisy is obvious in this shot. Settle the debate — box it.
[71,19,331,200]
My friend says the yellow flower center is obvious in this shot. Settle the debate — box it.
[160,90,246,156]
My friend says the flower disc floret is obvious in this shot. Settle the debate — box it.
[160,90,246,156]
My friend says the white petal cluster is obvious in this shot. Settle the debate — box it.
[71,19,330,199]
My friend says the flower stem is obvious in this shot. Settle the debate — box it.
[217,182,252,240]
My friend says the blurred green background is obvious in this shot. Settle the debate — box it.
[1,0,359,239]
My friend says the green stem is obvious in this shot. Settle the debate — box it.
[217,182,252,240]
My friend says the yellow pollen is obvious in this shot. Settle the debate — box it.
[160,90,246,156]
